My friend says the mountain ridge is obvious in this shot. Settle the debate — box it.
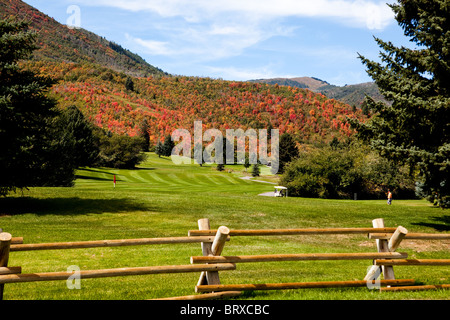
[249,77,389,107]
[0,0,166,77]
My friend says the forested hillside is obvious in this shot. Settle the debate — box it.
[24,60,367,146]
[0,0,165,77]
[2,0,368,148]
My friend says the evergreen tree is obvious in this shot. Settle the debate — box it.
[162,134,175,157]
[251,164,260,177]
[243,155,251,172]
[278,133,299,173]
[54,105,99,168]
[0,18,76,194]
[139,119,150,152]
[350,0,450,207]
[155,140,164,158]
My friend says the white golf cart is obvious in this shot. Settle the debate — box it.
[274,186,288,197]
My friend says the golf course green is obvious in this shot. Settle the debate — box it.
[0,153,448,300]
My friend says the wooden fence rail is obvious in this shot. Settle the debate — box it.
[369,233,450,240]
[10,236,228,252]
[1,217,448,299]
[375,259,450,266]
[190,218,448,296]
[380,284,450,292]
[188,227,398,237]
[191,252,408,264]
[0,263,236,285]
[196,279,417,293]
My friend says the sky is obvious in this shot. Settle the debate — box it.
[24,0,413,86]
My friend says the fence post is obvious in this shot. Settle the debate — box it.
[388,226,408,252]
[205,226,230,286]
[0,232,12,300]
[196,219,212,286]
[211,226,229,258]
[196,220,230,287]
[365,218,395,281]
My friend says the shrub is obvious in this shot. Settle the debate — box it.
[251,164,260,177]
[280,143,416,199]
[93,128,146,169]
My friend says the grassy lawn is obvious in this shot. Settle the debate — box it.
[0,153,449,300]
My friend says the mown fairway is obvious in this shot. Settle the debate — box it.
[0,153,449,300]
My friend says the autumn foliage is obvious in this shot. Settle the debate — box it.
[1,0,367,149]
[22,60,367,149]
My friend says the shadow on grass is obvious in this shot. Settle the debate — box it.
[76,167,156,181]
[75,175,111,181]
[411,215,450,232]
[0,196,154,216]
[79,168,116,175]
[135,167,156,171]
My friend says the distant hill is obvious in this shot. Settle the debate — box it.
[249,77,329,91]
[250,77,390,107]
[0,0,166,77]
[318,82,390,107]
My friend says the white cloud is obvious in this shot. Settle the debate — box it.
[205,65,291,81]
[125,34,172,55]
[124,15,290,61]
[78,0,394,30]
[73,0,395,83]
[76,0,395,63]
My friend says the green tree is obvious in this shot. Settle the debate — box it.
[350,0,450,207]
[155,140,164,158]
[125,76,135,92]
[251,164,260,177]
[280,146,361,199]
[162,134,175,157]
[32,105,100,187]
[278,133,299,173]
[280,142,416,199]
[54,105,99,167]
[243,155,251,172]
[94,129,146,169]
[139,119,150,152]
[0,18,77,194]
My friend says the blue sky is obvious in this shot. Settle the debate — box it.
[24,0,412,86]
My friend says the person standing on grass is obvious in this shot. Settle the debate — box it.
[387,189,393,205]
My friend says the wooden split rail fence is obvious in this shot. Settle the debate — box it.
[0,231,237,300]
[0,218,448,300]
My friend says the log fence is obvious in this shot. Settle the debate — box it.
[195,279,417,293]
[0,217,448,300]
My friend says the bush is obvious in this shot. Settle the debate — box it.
[280,142,416,199]
[251,164,260,177]
[280,146,359,198]
[93,129,146,169]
